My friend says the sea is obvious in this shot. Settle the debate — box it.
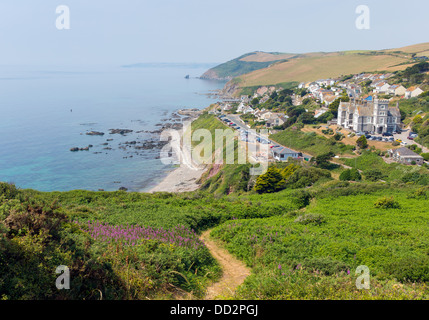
[0,64,226,192]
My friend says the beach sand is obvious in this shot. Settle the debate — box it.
[148,163,207,193]
[148,115,208,193]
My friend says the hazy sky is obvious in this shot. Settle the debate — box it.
[0,0,427,66]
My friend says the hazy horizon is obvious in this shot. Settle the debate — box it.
[0,0,428,67]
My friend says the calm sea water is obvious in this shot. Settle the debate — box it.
[0,64,225,192]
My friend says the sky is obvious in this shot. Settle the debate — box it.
[0,0,427,66]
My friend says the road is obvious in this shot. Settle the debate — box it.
[218,113,312,161]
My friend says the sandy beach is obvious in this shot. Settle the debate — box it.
[148,163,207,193]
[148,113,208,193]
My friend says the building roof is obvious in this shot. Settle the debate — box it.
[272,147,298,155]
[406,86,421,92]
[393,147,423,158]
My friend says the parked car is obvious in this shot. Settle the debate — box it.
[382,132,393,137]
[365,134,371,139]
[377,137,382,141]
[396,139,402,143]
[388,137,395,141]
[400,141,408,146]
[356,132,365,136]
[407,136,414,140]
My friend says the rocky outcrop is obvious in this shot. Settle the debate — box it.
[86,131,104,136]
[109,129,133,135]
[221,81,241,97]
[70,145,92,152]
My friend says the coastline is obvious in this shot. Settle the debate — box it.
[147,109,209,193]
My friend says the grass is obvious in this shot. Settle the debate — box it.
[270,127,355,157]
[342,151,429,183]
[210,184,429,299]
[237,52,413,87]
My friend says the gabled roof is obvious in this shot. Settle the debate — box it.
[272,147,298,155]
[406,86,422,92]
[393,147,423,157]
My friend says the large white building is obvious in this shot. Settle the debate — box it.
[337,97,402,134]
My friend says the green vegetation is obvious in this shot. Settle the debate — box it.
[202,52,288,80]
[343,151,429,184]
[210,184,429,299]
[2,104,429,300]
[270,128,355,157]
[339,168,362,181]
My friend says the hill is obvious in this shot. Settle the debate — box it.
[199,52,292,81]
[202,42,429,94]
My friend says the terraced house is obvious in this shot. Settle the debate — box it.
[337,97,401,134]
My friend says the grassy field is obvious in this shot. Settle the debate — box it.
[236,53,413,87]
[301,125,395,152]
[210,184,429,299]
[270,127,355,157]
[342,151,429,183]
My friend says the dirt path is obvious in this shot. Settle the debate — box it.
[201,230,251,300]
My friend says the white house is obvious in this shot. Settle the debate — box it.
[387,84,406,96]
[271,147,301,161]
[373,82,390,94]
[405,86,424,99]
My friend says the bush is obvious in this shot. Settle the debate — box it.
[385,256,429,282]
[0,182,19,200]
[294,213,326,226]
[300,257,350,276]
[356,135,368,149]
[364,169,384,182]
[339,169,362,181]
[374,197,401,209]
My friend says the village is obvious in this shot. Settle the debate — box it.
[210,71,428,167]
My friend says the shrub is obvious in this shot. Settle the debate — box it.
[374,197,401,209]
[294,213,326,226]
[385,256,429,282]
[0,182,19,200]
[356,135,368,149]
[254,167,284,194]
[340,169,362,181]
[300,257,350,276]
[364,169,384,182]
[290,190,312,208]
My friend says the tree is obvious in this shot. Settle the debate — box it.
[254,167,284,194]
[364,169,384,182]
[413,115,423,124]
[299,112,316,124]
[340,168,361,181]
[313,152,335,169]
[356,135,368,149]
[251,98,259,106]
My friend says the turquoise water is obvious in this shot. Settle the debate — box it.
[0,64,225,192]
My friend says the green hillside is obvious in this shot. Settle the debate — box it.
[200,52,290,80]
